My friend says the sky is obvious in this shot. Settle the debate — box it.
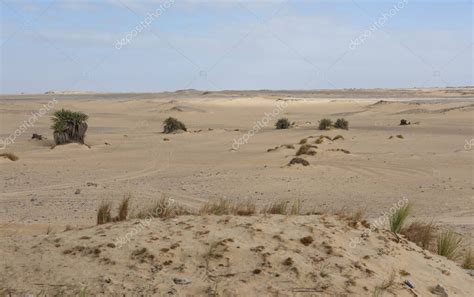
[0,0,472,94]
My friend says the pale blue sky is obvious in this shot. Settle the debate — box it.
[0,0,472,93]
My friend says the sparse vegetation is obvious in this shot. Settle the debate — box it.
[261,200,302,215]
[51,109,89,145]
[275,118,291,129]
[296,144,317,156]
[462,249,474,269]
[400,119,410,125]
[288,157,309,166]
[373,270,396,297]
[135,196,186,219]
[199,199,256,216]
[396,134,404,139]
[318,118,333,130]
[437,230,462,260]
[0,153,19,161]
[163,117,187,134]
[299,138,308,144]
[332,135,344,141]
[117,194,131,222]
[97,201,112,225]
[389,203,411,234]
[334,118,349,130]
[401,221,436,249]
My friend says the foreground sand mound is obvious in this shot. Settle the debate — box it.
[1,215,471,296]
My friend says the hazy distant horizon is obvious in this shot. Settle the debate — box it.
[1,0,472,94]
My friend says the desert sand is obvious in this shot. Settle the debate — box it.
[0,88,473,295]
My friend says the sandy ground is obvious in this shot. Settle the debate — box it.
[0,88,473,295]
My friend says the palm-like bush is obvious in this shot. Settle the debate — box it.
[275,118,291,129]
[389,203,411,233]
[51,109,89,145]
[334,118,349,130]
[163,117,187,134]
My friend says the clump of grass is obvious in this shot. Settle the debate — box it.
[261,200,302,215]
[396,134,404,139]
[275,118,291,129]
[318,118,333,130]
[0,153,19,161]
[332,135,344,141]
[334,118,349,130]
[462,249,474,269]
[436,230,462,260]
[299,138,308,144]
[136,196,182,219]
[163,117,187,134]
[199,199,256,216]
[296,144,317,156]
[117,194,131,222]
[389,203,411,233]
[97,201,112,225]
[401,220,436,249]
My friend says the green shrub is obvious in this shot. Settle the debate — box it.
[437,230,462,260]
[389,203,411,233]
[163,117,187,133]
[334,118,349,130]
[51,109,89,145]
[318,119,333,130]
[275,118,291,129]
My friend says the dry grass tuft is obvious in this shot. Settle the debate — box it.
[117,194,131,221]
[135,196,184,219]
[437,230,462,260]
[401,220,436,249]
[0,153,19,161]
[462,249,474,269]
[373,270,396,296]
[261,200,302,215]
[199,199,256,216]
[97,201,112,225]
[296,144,317,156]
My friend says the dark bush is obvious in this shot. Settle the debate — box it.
[288,157,309,166]
[163,117,187,134]
[400,119,410,125]
[318,118,333,130]
[275,118,291,129]
[334,118,349,130]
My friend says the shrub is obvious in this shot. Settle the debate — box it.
[51,109,88,145]
[334,118,349,130]
[401,221,436,249]
[275,118,291,129]
[437,230,462,260]
[400,119,410,125]
[97,201,112,225]
[318,119,333,130]
[163,117,187,134]
[389,203,411,233]
[288,157,309,166]
[0,153,19,161]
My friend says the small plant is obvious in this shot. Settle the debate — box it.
[136,196,182,219]
[437,230,462,260]
[389,203,411,234]
[400,119,410,125]
[396,134,404,139]
[318,118,333,130]
[117,194,131,221]
[334,118,349,130]
[296,144,317,156]
[275,118,291,129]
[51,109,89,145]
[0,153,18,161]
[373,270,396,297]
[199,199,233,215]
[299,138,308,144]
[97,201,112,225]
[401,221,436,249]
[262,201,288,215]
[462,249,474,269]
[163,117,187,134]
